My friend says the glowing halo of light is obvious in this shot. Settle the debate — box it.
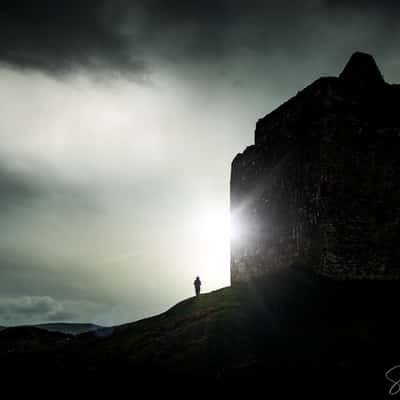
[189,205,231,289]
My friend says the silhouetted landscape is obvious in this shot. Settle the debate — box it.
[1,268,397,395]
[1,52,399,396]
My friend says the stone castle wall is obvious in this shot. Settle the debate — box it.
[230,53,400,283]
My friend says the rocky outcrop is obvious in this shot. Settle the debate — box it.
[230,52,400,283]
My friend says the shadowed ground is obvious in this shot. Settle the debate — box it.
[0,267,397,395]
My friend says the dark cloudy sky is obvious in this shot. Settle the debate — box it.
[1,0,400,326]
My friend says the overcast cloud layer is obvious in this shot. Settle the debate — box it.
[1,0,400,326]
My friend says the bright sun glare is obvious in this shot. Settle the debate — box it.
[192,207,235,289]
[195,209,231,244]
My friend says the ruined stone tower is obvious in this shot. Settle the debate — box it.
[230,52,400,284]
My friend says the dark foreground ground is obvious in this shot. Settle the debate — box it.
[1,267,398,396]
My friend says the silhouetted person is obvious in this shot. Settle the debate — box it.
[194,276,201,297]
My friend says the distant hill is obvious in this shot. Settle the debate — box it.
[0,325,69,341]
[34,322,103,335]
[0,323,103,335]
[0,268,397,395]
[0,325,71,357]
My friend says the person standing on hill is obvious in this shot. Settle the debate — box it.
[194,276,201,297]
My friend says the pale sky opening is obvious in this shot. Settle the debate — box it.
[0,65,254,326]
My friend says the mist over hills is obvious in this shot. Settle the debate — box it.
[33,322,103,335]
[0,323,103,335]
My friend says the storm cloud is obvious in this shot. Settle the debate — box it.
[0,0,145,76]
[0,296,75,325]
[1,1,400,79]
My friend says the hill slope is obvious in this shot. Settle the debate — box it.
[0,268,397,394]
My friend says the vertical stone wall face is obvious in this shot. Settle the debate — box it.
[230,140,325,282]
[317,127,400,279]
[230,52,400,284]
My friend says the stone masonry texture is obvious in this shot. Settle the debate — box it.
[230,52,400,283]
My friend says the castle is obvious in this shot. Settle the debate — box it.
[230,52,400,283]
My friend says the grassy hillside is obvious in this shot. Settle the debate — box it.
[0,267,397,394]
